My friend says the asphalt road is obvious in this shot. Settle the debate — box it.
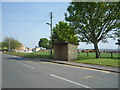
[0,52,2,89]
[2,53,119,89]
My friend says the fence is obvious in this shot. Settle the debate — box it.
[31,50,119,59]
[78,52,119,59]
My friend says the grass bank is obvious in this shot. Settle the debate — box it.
[74,52,120,67]
[3,52,120,67]
[73,58,120,67]
[4,52,51,59]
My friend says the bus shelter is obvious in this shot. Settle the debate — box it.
[53,42,78,61]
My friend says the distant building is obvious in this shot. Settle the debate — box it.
[78,49,119,53]
[32,48,41,52]
[25,47,33,53]
[100,49,119,53]
[14,46,34,53]
[83,49,95,52]
[14,45,26,52]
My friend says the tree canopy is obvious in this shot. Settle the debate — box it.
[113,20,120,45]
[65,2,120,58]
[52,21,79,44]
[38,38,50,49]
[2,37,22,50]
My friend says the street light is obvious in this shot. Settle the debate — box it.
[46,23,51,26]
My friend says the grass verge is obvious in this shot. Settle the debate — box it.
[73,58,120,67]
[4,52,52,59]
[3,52,120,68]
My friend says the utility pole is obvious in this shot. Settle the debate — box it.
[50,12,53,57]
[8,39,11,52]
[46,12,53,57]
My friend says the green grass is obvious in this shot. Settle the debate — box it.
[74,58,120,67]
[75,52,120,67]
[78,52,119,59]
[3,51,120,67]
[4,51,52,59]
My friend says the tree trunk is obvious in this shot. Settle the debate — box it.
[93,42,100,58]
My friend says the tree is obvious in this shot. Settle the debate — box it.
[2,37,22,51]
[0,42,7,50]
[65,2,120,58]
[114,30,120,45]
[38,38,50,49]
[113,20,120,45]
[0,42,2,50]
[115,39,120,45]
[52,21,79,44]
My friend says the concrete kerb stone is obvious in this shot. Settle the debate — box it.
[40,59,120,73]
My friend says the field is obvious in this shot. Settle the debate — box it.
[4,50,51,59]
[75,52,120,67]
[3,51,120,67]
[78,52,119,59]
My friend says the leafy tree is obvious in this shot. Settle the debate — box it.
[114,30,120,45]
[113,20,120,45]
[38,38,50,49]
[2,37,22,50]
[0,42,2,50]
[115,39,120,45]
[0,42,7,50]
[52,21,79,44]
[65,2,120,58]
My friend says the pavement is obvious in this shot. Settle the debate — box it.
[0,52,2,90]
[2,53,119,88]
[3,52,120,73]
[39,58,120,73]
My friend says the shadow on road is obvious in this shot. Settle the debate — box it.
[6,57,42,62]
[6,56,67,63]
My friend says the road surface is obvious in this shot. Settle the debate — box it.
[2,53,119,89]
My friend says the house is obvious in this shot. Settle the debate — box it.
[100,49,120,53]
[32,48,41,52]
[85,49,95,52]
[24,47,33,53]
[14,45,26,52]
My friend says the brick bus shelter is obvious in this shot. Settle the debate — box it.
[53,42,78,61]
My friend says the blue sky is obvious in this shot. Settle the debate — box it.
[2,2,118,49]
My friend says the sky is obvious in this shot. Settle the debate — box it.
[1,1,118,49]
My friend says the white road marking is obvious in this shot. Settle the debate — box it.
[84,76,94,79]
[25,61,34,63]
[17,62,35,69]
[13,56,18,57]
[50,74,93,89]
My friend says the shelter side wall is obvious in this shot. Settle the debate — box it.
[54,45,68,60]
[54,45,61,59]
[68,44,78,61]
[61,45,68,60]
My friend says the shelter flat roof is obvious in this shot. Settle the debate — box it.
[52,42,79,45]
